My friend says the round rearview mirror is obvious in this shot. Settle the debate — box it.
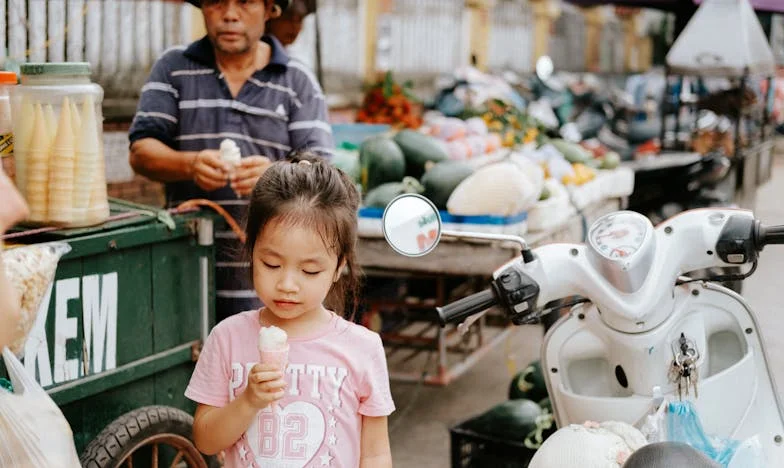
[382,194,442,257]
[535,55,554,82]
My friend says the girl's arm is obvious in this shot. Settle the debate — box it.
[359,415,392,468]
[192,363,286,455]
[193,398,259,455]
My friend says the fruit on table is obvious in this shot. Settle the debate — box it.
[356,72,423,129]
[562,163,595,185]
[421,160,475,209]
[447,159,540,216]
[549,138,592,164]
[599,151,621,170]
[393,129,449,179]
[331,148,361,182]
[363,176,424,208]
[359,136,406,192]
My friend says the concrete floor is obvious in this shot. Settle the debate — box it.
[388,149,784,467]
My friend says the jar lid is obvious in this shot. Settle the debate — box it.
[20,62,91,77]
[0,71,17,85]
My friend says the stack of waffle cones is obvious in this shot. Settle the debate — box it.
[47,97,76,224]
[14,95,109,227]
[76,96,109,224]
[24,104,50,222]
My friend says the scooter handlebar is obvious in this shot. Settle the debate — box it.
[757,223,784,249]
[436,288,498,327]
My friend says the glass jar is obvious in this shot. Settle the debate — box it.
[0,71,17,183]
[10,62,108,228]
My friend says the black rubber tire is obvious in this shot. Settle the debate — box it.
[80,405,218,468]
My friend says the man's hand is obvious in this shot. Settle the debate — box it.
[231,156,271,197]
[192,149,230,192]
[241,363,287,410]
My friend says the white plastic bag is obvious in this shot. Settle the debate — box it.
[2,242,70,356]
[640,398,668,443]
[0,347,81,467]
[727,435,767,468]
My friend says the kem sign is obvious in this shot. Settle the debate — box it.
[23,272,119,387]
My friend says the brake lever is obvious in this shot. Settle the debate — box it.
[457,310,489,336]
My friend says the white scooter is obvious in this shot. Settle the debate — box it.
[381,194,784,464]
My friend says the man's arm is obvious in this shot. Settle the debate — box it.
[131,139,232,192]
[129,138,197,182]
[287,61,334,157]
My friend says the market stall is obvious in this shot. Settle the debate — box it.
[336,72,635,385]
[660,0,778,211]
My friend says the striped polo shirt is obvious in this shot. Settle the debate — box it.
[129,34,333,321]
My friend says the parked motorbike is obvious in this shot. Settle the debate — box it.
[381,193,784,466]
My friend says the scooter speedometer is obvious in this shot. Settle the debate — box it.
[587,211,656,293]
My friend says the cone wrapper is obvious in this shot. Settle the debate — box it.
[259,345,290,370]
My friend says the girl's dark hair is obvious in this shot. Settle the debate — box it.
[243,151,362,318]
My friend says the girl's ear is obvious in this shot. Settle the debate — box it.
[334,260,346,283]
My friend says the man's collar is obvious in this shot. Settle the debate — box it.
[183,34,289,69]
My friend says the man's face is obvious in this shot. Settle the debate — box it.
[202,0,274,55]
[266,10,305,47]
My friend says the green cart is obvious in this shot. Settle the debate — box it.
[2,199,219,467]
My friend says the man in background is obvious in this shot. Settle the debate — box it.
[129,0,333,322]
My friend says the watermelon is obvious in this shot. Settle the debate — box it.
[393,130,449,179]
[421,160,474,209]
[359,136,406,192]
[363,177,424,208]
[462,399,543,440]
[331,148,361,182]
[509,359,548,402]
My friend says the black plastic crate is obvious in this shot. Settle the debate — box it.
[449,423,536,468]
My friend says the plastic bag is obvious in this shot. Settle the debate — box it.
[0,347,81,467]
[1,242,70,356]
[665,401,743,466]
[727,435,766,468]
[640,398,668,443]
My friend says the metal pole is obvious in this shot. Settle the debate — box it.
[660,67,669,149]
[313,0,324,87]
[197,218,214,346]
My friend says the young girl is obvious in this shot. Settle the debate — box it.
[186,153,395,467]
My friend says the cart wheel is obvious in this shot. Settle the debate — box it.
[80,406,218,468]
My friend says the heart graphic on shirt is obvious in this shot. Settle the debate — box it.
[245,401,326,467]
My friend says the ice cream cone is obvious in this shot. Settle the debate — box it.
[74,95,100,217]
[85,145,109,225]
[70,98,81,138]
[259,346,290,370]
[12,97,35,198]
[258,325,289,370]
[43,104,57,148]
[26,103,50,222]
[48,97,76,224]
[83,96,109,225]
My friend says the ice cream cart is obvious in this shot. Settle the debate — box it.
[2,199,219,467]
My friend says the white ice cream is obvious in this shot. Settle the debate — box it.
[220,138,241,167]
[258,325,288,352]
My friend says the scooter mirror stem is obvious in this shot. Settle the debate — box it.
[440,229,534,262]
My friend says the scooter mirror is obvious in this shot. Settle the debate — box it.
[535,55,554,82]
[381,194,442,257]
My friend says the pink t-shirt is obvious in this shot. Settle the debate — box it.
[185,310,395,468]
